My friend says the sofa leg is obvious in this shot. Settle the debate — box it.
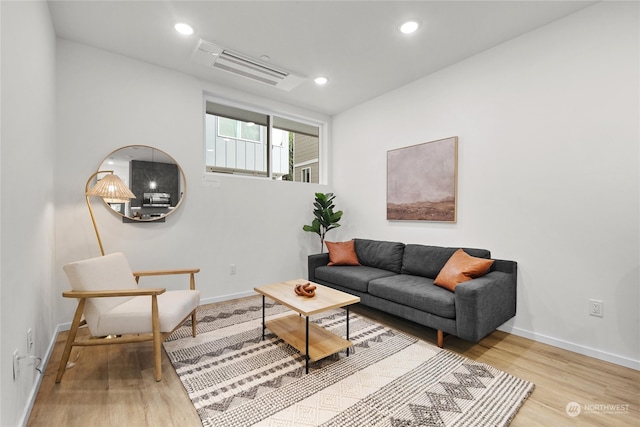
[437,330,444,348]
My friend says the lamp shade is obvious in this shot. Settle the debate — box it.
[86,173,136,203]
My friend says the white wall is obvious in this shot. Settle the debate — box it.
[55,39,332,325]
[2,1,633,424]
[332,1,639,369]
[0,1,57,425]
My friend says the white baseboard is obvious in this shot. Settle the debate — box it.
[18,372,43,427]
[200,290,256,305]
[19,324,64,427]
[499,325,639,371]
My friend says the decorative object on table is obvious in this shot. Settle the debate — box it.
[302,192,343,252]
[294,282,316,297]
[387,136,458,222]
[164,296,534,427]
[85,170,135,255]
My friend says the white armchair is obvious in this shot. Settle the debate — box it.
[56,252,200,382]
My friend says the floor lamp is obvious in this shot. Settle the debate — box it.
[85,171,136,256]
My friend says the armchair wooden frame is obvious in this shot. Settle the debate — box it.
[56,268,200,383]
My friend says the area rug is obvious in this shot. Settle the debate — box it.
[164,296,534,427]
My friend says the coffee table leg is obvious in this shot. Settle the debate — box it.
[346,306,350,357]
[305,316,310,374]
[261,295,265,340]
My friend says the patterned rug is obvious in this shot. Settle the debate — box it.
[164,296,534,427]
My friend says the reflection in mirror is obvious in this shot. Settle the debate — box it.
[97,145,186,222]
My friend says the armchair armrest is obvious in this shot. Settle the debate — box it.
[62,288,166,298]
[132,268,200,277]
[132,268,200,290]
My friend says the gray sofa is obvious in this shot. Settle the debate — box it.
[308,238,517,347]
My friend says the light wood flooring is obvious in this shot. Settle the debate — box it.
[28,299,639,426]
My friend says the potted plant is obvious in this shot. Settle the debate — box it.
[303,192,343,253]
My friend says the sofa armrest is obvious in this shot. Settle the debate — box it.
[491,258,516,276]
[308,253,330,282]
[454,260,517,342]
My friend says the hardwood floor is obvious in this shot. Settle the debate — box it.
[28,300,639,426]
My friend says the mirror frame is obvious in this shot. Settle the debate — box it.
[96,145,187,222]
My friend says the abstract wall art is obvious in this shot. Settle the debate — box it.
[387,136,458,222]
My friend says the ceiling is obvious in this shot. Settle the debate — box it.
[47,1,597,116]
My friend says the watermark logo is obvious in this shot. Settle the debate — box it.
[566,401,630,417]
[566,401,581,417]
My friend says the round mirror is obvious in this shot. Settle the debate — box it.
[97,145,186,222]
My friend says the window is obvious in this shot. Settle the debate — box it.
[218,117,261,142]
[205,100,322,183]
[301,167,311,183]
[205,102,269,176]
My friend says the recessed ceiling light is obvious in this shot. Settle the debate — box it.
[174,22,194,36]
[314,76,328,86]
[399,20,420,34]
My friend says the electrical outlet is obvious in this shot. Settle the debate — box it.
[27,329,34,355]
[589,299,604,317]
[13,350,20,380]
[230,264,237,275]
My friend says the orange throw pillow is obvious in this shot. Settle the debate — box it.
[434,249,494,291]
[325,240,360,266]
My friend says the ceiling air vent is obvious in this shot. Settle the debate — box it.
[192,39,306,91]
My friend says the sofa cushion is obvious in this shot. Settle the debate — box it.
[354,239,405,273]
[434,249,495,292]
[368,274,456,319]
[401,244,491,279]
[315,265,396,293]
[325,240,360,266]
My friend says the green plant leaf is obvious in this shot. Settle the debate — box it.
[303,193,343,246]
[330,210,343,222]
[302,218,321,235]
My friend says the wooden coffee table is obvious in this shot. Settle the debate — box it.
[254,279,360,373]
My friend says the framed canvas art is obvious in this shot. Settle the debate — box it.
[387,136,458,222]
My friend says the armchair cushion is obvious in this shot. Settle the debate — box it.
[63,253,139,334]
[94,290,200,336]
